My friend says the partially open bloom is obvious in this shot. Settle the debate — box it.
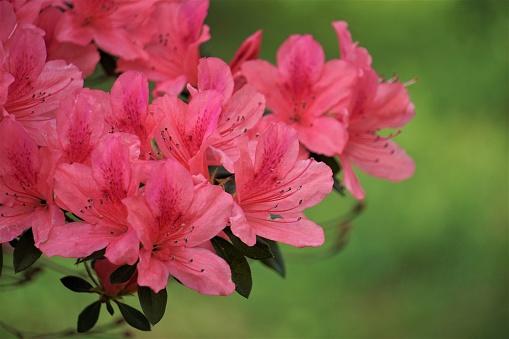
[117,0,210,96]
[0,8,82,144]
[188,57,265,171]
[40,135,141,265]
[230,122,333,247]
[332,21,415,199]
[0,118,64,245]
[123,159,235,294]
[242,33,357,156]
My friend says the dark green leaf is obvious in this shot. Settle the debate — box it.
[8,238,18,248]
[77,301,101,333]
[106,302,114,316]
[211,237,252,298]
[115,301,151,331]
[333,178,346,196]
[260,239,286,278]
[13,228,42,273]
[61,276,94,293]
[99,49,118,77]
[110,261,138,284]
[310,153,341,176]
[224,228,274,260]
[138,286,167,325]
[76,248,106,264]
[0,243,3,277]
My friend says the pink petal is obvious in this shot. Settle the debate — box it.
[339,154,365,200]
[104,224,140,265]
[297,115,348,156]
[5,27,46,102]
[310,59,357,117]
[143,160,194,228]
[241,60,289,116]
[39,221,111,258]
[276,35,324,99]
[57,89,108,164]
[168,246,235,296]
[183,181,233,247]
[349,138,416,182]
[0,1,16,42]
[197,57,233,103]
[248,213,325,248]
[137,249,171,293]
[91,136,137,202]
[109,71,149,136]
[364,82,415,129]
[229,202,257,246]
[332,21,372,68]
[253,122,299,179]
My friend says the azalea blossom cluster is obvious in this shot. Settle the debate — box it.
[0,0,415,332]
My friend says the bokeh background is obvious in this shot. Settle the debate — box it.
[1,0,507,338]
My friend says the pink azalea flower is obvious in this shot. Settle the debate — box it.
[54,0,155,61]
[123,159,235,295]
[188,57,265,172]
[230,122,333,247]
[332,21,416,199]
[241,33,357,156]
[34,6,100,77]
[151,89,223,177]
[1,21,82,145]
[0,118,64,245]
[117,0,210,96]
[39,135,141,265]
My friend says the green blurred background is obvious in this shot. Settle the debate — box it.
[1,0,507,338]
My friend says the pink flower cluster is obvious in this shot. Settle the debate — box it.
[0,0,415,297]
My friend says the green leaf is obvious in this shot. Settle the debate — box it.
[13,228,42,273]
[260,239,286,278]
[224,228,274,260]
[76,248,106,264]
[106,302,114,316]
[138,286,167,325]
[110,261,138,284]
[77,301,101,333]
[61,276,94,293]
[333,178,346,196]
[115,301,151,331]
[211,237,252,298]
[65,211,83,222]
[8,238,18,248]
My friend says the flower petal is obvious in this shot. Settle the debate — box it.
[168,247,235,296]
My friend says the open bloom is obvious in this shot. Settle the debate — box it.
[54,0,155,61]
[117,0,210,96]
[123,159,235,294]
[230,122,333,247]
[152,89,223,177]
[332,21,415,199]
[40,135,141,265]
[0,118,64,245]
[187,57,265,172]
[241,33,356,156]
[1,12,82,145]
